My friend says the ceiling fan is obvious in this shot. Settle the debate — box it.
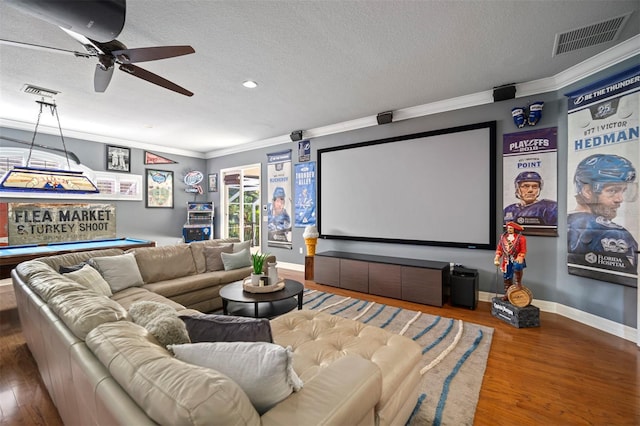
[3,0,195,96]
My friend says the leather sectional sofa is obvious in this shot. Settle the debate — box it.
[11,239,422,425]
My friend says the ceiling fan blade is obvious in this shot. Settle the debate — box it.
[94,65,115,92]
[111,46,195,64]
[119,64,193,97]
[0,38,90,57]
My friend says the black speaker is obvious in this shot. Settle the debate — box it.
[290,130,303,141]
[450,267,478,310]
[376,111,393,125]
[493,84,516,102]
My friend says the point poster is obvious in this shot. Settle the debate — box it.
[502,127,558,237]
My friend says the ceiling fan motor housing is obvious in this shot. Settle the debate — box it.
[6,0,126,42]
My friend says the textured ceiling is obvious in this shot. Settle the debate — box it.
[0,1,639,158]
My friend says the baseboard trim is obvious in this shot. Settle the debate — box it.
[478,291,637,343]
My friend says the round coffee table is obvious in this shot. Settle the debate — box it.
[219,279,304,318]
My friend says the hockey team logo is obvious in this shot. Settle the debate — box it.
[600,238,629,254]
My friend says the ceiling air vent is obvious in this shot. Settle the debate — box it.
[22,84,59,98]
[552,12,632,56]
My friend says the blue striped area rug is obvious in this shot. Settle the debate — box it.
[302,289,494,426]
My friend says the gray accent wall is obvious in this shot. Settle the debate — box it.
[208,57,638,329]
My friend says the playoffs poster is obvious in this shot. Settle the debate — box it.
[502,127,558,236]
[294,162,316,227]
[267,150,293,249]
[566,65,639,287]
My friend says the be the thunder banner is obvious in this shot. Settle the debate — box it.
[267,150,293,249]
[502,127,558,236]
[294,161,316,228]
[566,65,639,288]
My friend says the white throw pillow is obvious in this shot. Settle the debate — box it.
[233,240,251,253]
[89,252,144,292]
[220,248,252,271]
[169,341,303,414]
[63,264,113,297]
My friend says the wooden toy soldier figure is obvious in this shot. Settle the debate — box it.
[494,222,527,301]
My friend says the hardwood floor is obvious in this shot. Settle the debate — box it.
[1,270,638,425]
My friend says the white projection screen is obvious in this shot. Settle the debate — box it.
[318,121,496,249]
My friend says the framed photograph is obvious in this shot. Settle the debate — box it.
[106,145,131,172]
[145,169,174,208]
[208,173,218,192]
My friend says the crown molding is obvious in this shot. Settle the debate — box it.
[0,118,206,159]
[4,35,637,160]
[207,35,639,158]
[517,34,640,97]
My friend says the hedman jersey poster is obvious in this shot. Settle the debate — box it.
[502,127,558,236]
[267,150,293,249]
[566,65,639,287]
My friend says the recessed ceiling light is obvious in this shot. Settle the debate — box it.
[242,80,258,89]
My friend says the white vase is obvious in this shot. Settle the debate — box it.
[268,262,278,285]
[250,272,264,286]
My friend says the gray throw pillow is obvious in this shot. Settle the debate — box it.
[179,314,273,343]
[204,245,233,272]
[88,252,144,292]
[220,248,251,271]
[59,262,87,274]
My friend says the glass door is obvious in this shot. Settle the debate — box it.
[221,164,261,250]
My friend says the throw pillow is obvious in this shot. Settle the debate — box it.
[168,341,303,414]
[233,240,251,253]
[129,301,190,348]
[62,264,113,297]
[88,252,144,293]
[145,315,191,348]
[58,262,87,274]
[128,301,177,327]
[179,313,273,343]
[220,248,251,271]
[204,245,233,272]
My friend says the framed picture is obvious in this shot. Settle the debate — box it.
[106,145,131,172]
[145,169,174,208]
[208,173,218,192]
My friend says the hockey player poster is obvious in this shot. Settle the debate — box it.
[267,150,293,249]
[566,65,639,288]
[502,127,558,236]
[294,162,316,227]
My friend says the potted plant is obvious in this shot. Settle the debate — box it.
[250,252,270,285]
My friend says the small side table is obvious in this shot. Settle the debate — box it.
[305,255,314,280]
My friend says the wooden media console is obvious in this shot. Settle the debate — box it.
[314,251,450,307]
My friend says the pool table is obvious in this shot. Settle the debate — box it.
[0,237,155,278]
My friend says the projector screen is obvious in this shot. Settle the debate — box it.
[318,121,496,249]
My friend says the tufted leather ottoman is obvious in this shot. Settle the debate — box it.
[271,310,422,426]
